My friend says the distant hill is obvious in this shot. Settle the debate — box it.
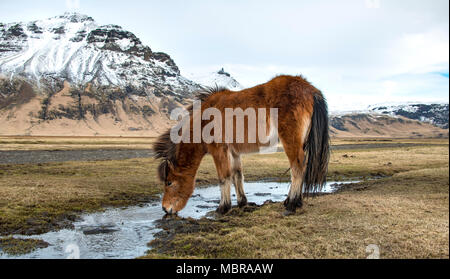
[329,113,448,138]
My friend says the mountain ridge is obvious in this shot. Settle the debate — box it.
[369,103,449,129]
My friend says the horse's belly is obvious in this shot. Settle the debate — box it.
[230,143,261,154]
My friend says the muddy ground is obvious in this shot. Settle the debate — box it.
[0,149,153,164]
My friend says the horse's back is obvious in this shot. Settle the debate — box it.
[203,75,319,111]
[202,75,320,155]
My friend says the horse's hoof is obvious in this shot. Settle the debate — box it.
[216,204,231,215]
[238,201,247,208]
[284,197,303,212]
[238,197,248,208]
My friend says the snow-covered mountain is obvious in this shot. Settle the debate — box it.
[187,68,243,91]
[0,12,199,97]
[0,13,206,136]
[369,103,449,129]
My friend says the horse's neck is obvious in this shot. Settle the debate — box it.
[176,142,206,175]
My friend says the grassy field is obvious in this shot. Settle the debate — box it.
[0,137,448,258]
[1,136,447,151]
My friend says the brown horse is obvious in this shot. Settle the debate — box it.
[153,75,330,216]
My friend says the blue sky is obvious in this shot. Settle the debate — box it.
[0,0,448,110]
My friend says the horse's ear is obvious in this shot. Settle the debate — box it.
[167,160,175,172]
[157,161,169,182]
[166,160,184,177]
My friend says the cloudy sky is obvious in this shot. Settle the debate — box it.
[0,0,448,110]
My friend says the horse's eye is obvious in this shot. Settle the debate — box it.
[167,181,172,187]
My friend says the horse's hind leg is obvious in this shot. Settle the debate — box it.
[210,145,232,214]
[283,153,306,214]
[231,152,247,207]
[278,117,310,215]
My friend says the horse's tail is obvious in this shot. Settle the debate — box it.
[303,94,330,196]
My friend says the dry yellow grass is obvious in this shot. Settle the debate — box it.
[327,145,449,179]
[1,136,446,151]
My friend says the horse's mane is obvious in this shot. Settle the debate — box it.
[196,84,229,101]
[185,85,228,112]
[154,85,229,182]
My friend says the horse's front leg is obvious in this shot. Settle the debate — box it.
[231,153,247,207]
[210,146,233,215]
[217,177,232,214]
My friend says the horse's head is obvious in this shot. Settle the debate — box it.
[154,131,194,215]
[158,160,195,215]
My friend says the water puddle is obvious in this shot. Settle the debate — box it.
[0,180,356,259]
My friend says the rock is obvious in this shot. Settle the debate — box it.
[254,192,271,196]
[196,205,216,209]
[82,225,119,235]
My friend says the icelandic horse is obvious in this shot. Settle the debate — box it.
[153,75,330,216]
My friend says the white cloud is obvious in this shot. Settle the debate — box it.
[65,0,80,10]
[365,0,380,9]
[386,28,449,75]
[381,80,397,97]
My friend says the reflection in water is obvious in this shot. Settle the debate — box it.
[0,180,355,259]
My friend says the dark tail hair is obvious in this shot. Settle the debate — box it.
[303,94,330,196]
